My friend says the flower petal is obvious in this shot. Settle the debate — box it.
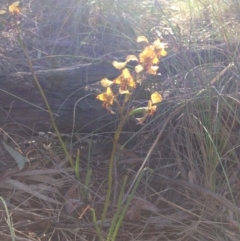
[147,66,159,75]
[135,64,144,73]
[156,48,167,57]
[137,36,149,43]
[9,1,20,15]
[122,68,131,78]
[119,89,130,94]
[126,55,139,62]
[122,68,136,88]
[151,92,162,104]
[153,38,163,49]
[100,78,113,87]
[139,46,159,65]
[147,100,157,116]
[161,49,168,56]
[136,114,148,125]
[153,39,167,57]
[96,87,115,105]
[0,10,6,15]
[112,61,127,70]
[113,75,122,85]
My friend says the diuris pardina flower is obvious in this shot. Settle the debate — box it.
[9,1,20,15]
[96,87,115,113]
[135,36,167,75]
[136,92,162,124]
[113,68,136,94]
[0,1,20,15]
[152,38,167,58]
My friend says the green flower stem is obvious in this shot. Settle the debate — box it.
[100,110,130,229]
[107,176,127,241]
[115,99,124,119]
[112,168,146,240]
[91,207,102,241]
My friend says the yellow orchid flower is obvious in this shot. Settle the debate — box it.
[136,36,149,43]
[113,68,136,94]
[96,87,115,113]
[9,1,20,15]
[153,38,167,58]
[100,78,113,88]
[145,91,162,116]
[137,38,167,75]
[139,45,159,74]
[112,55,139,70]
[0,10,6,15]
[136,92,162,124]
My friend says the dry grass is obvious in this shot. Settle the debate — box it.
[1,0,240,240]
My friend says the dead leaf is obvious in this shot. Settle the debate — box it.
[135,198,158,212]
[188,171,195,184]
[64,183,78,200]
[64,198,83,214]
[64,183,83,214]
[126,201,141,221]
[126,198,159,221]
[2,141,29,170]
[5,179,62,205]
